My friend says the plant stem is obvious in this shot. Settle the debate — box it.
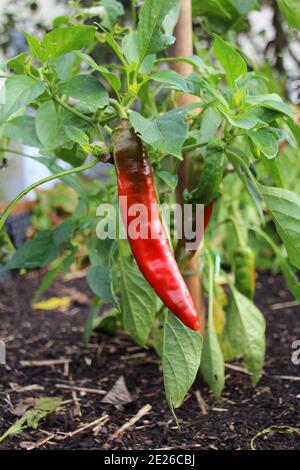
[109,98,127,119]
[246,224,280,256]
[207,249,214,328]
[93,123,104,141]
[55,95,118,124]
[0,159,99,232]
[182,141,204,152]
[131,0,137,27]
[99,112,118,124]
[104,125,113,136]
[228,215,245,247]
[225,149,261,194]
[155,56,202,74]
[0,147,36,159]
[52,94,94,124]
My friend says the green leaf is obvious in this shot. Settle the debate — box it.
[129,107,189,158]
[105,31,126,66]
[229,0,259,15]
[76,51,121,93]
[239,71,269,96]
[122,31,155,74]
[52,15,70,28]
[201,317,225,397]
[35,101,60,148]
[198,77,230,109]
[33,264,62,302]
[102,0,124,29]
[162,1,181,35]
[0,397,62,443]
[192,0,232,28]
[54,145,86,168]
[200,263,225,397]
[213,34,247,88]
[280,258,300,302]
[25,32,47,63]
[277,0,300,29]
[52,219,78,246]
[87,265,116,304]
[62,245,77,273]
[64,126,89,145]
[196,108,223,144]
[286,117,300,147]
[83,297,102,346]
[228,151,264,220]
[157,170,178,190]
[163,313,202,409]
[55,52,76,81]
[84,304,118,344]
[87,238,115,267]
[192,0,231,19]
[0,227,15,264]
[6,52,28,74]
[150,70,190,92]
[42,26,96,59]
[119,259,156,347]
[122,31,139,63]
[0,75,45,122]
[259,153,284,188]
[59,74,109,108]
[226,286,266,384]
[227,109,265,130]
[3,231,59,270]
[1,116,40,147]
[260,185,300,269]
[92,308,119,335]
[248,129,279,159]
[192,0,258,33]
[254,106,281,123]
[247,94,294,119]
[240,171,264,220]
[138,0,177,59]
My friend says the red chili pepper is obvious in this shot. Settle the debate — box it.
[112,120,200,331]
[204,199,214,231]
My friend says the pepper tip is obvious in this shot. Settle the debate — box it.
[192,318,200,331]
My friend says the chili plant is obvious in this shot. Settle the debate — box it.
[0,0,300,412]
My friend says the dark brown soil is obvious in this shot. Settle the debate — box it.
[0,272,299,450]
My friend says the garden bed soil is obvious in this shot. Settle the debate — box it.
[0,272,299,450]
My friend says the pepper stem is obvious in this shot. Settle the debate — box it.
[109,99,127,119]
[228,215,246,247]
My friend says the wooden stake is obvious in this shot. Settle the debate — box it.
[169,0,206,335]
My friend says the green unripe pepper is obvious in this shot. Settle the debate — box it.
[233,246,256,299]
[184,141,226,204]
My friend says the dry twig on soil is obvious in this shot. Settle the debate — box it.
[103,404,152,447]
